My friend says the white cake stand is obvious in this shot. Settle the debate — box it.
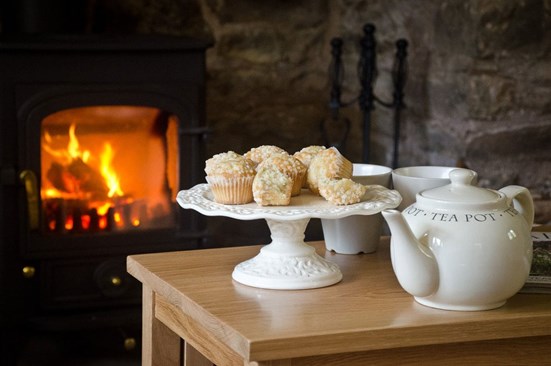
[176,184,401,290]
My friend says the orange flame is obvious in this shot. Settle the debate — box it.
[43,123,125,202]
[43,124,91,164]
[68,124,90,162]
[100,142,124,198]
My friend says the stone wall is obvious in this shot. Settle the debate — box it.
[4,0,550,232]
[96,0,550,226]
[105,0,551,222]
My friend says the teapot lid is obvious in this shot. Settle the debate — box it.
[418,169,502,207]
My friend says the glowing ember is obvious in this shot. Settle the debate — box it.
[96,202,112,216]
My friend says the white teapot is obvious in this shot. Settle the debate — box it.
[382,169,534,311]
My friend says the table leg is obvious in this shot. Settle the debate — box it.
[184,342,214,366]
[142,285,182,366]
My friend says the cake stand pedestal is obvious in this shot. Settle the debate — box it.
[232,218,342,289]
[177,184,401,290]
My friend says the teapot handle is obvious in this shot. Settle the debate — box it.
[499,185,534,228]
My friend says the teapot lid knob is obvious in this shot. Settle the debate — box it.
[419,168,500,205]
[450,169,476,186]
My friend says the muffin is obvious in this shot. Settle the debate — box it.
[293,145,326,188]
[244,145,287,166]
[306,147,353,195]
[319,178,367,205]
[205,150,242,167]
[253,165,293,206]
[204,151,256,204]
[257,154,306,196]
[293,145,326,167]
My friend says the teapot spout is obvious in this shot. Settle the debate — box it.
[382,210,439,297]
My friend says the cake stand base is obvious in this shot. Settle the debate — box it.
[232,218,343,290]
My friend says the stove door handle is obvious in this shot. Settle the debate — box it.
[19,170,39,231]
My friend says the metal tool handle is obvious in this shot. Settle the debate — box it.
[329,37,344,118]
[358,23,377,163]
[391,39,408,168]
[321,37,351,152]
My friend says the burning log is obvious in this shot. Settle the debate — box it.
[68,158,109,198]
[46,158,109,200]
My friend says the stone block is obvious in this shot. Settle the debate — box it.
[467,74,515,120]
[473,0,545,57]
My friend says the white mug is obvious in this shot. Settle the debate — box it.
[392,166,478,211]
[322,164,392,254]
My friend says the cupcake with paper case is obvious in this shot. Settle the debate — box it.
[319,178,367,205]
[306,147,353,195]
[293,145,326,188]
[244,145,287,166]
[257,153,307,196]
[204,151,256,204]
[252,165,293,206]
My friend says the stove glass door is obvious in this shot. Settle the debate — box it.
[40,105,179,234]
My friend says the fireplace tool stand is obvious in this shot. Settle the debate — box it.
[321,23,408,168]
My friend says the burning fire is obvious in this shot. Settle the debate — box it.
[43,124,90,164]
[42,123,139,232]
[43,123,124,200]
[100,143,123,198]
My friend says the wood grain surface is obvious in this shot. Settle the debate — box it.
[128,238,551,365]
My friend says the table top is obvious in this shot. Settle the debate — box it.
[127,238,551,362]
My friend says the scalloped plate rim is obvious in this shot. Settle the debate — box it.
[176,183,401,221]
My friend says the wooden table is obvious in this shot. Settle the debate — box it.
[127,238,551,365]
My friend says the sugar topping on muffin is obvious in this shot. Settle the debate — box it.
[205,151,256,178]
[244,145,287,165]
[253,165,293,206]
[306,147,353,195]
[293,145,326,188]
[319,178,367,205]
[257,154,306,196]
[293,145,326,168]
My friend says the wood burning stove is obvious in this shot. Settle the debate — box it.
[0,34,210,363]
